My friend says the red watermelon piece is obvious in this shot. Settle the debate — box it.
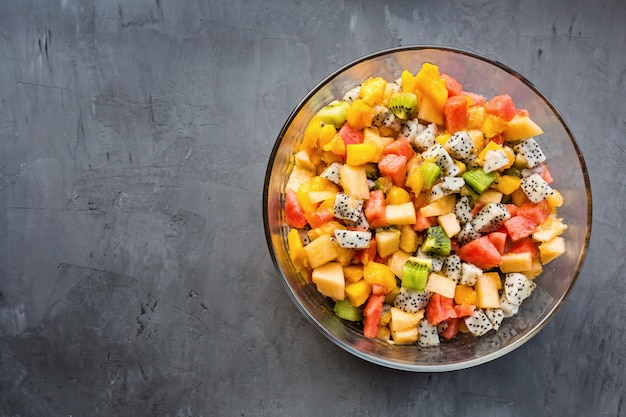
[285,189,307,228]
[337,123,364,145]
[457,236,502,270]
[441,73,463,96]
[506,237,539,258]
[444,95,469,133]
[487,231,508,255]
[382,137,415,160]
[426,294,457,325]
[517,200,552,225]
[503,215,537,242]
[485,94,517,122]
[378,154,407,187]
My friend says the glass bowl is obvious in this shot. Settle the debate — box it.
[263,46,592,371]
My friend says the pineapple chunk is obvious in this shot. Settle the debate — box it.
[389,307,424,332]
[475,273,501,308]
[419,195,456,217]
[376,228,401,258]
[437,212,461,238]
[345,279,372,307]
[385,202,417,225]
[287,228,309,272]
[539,236,565,264]
[339,164,370,200]
[311,262,345,300]
[502,114,544,141]
[425,273,457,299]
[533,216,568,242]
[500,252,534,273]
[304,234,339,269]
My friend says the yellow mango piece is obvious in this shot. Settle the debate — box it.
[346,143,377,166]
[503,114,544,141]
[322,134,346,156]
[405,166,424,195]
[466,105,486,130]
[481,114,508,138]
[547,189,564,208]
[343,264,364,283]
[319,124,337,148]
[345,279,372,307]
[287,228,309,272]
[436,133,451,146]
[493,174,522,195]
[307,220,345,241]
[477,141,505,165]
[304,234,339,269]
[399,225,420,253]
[301,116,322,149]
[539,236,565,265]
[346,99,375,130]
[363,261,398,292]
[386,186,411,205]
[417,95,444,126]
[454,285,479,306]
[401,69,417,94]
[360,77,387,106]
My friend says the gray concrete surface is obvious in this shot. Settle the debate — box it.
[0,0,624,416]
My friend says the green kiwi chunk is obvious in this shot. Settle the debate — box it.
[316,100,349,127]
[462,168,497,194]
[387,92,418,119]
[402,257,432,291]
[333,299,363,321]
[421,226,452,256]
[420,160,442,189]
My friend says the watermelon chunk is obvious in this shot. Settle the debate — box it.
[285,189,307,228]
[517,200,552,225]
[378,154,407,187]
[440,317,461,340]
[453,304,476,318]
[457,236,502,270]
[426,294,457,325]
[506,236,539,258]
[363,294,385,338]
[444,95,469,133]
[441,73,463,96]
[337,123,364,145]
[503,215,537,242]
[485,94,517,122]
[383,137,415,160]
[487,231,508,255]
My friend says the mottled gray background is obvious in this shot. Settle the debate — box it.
[0,0,624,416]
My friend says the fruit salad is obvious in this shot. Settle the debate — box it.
[284,62,567,346]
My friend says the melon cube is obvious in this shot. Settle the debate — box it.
[311,262,345,300]
[385,202,417,225]
[437,212,461,238]
[500,252,534,273]
[478,189,504,204]
[419,195,456,217]
[539,236,565,264]
[376,228,401,258]
[389,307,424,332]
[425,273,457,299]
[391,326,419,345]
[475,273,501,308]
[503,114,544,141]
[304,234,339,269]
[339,164,370,200]
[387,249,412,278]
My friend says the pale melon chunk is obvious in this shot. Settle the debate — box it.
[500,252,534,273]
[475,273,501,308]
[539,236,565,264]
[385,202,417,225]
[389,307,424,332]
[376,228,401,258]
[391,326,419,345]
[425,272,457,299]
[437,212,461,238]
[311,262,345,300]
[304,234,339,269]
[340,164,370,200]
[419,195,456,217]
[503,114,544,141]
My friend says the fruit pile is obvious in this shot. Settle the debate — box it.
[284,62,567,346]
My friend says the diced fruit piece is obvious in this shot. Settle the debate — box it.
[487,231,507,255]
[503,215,538,242]
[453,304,476,318]
[333,192,364,223]
[517,200,552,225]
[413,123,437,151]
[419,160,442,189]
[304,207,334,228]
[333,298,363,321]
[363,294,385,338]
[378,153,408,187]
[287,228,309,274]
[493,174,521,195]
[539,236,565,264]
[385,202,417,225]
[533,216,568,242]
[383,137,415,160]
[360,77,387,106]
[444,95,469,133]
[520,173,553,203]
[485,94,517,122]
[503,114,544,141]
[334,229,372,249]
[363,261,397,293]
[418,318,441,346]
[285,189,307,228]
[420,195,456,217]
[388,249,412,278]
[457,236,502,270]
[394,287,432,313]
[375,228,402,258]
[426,293,457,325]
[304,234,339,269]
[463,168,497,194]
[454,285,479,306]
[504,272,536,305]
[346,99,376,130]
[500,252,534,273]
[339,164,370,200]
[464,308,493,336]
[343,264,364,283]
[425,273,457,299]
[346,143,377,166]
[422,143,460,176]
[345,279,371,307]
[475,273,501,308]
[387,92,418,119]
[389,307,423,332]
[472,202,511,233]
[422,226,452,256]
[317,100,350,127]
[439,318,461,340]
[402,257,433,291]
[391,326,419,344]
[399,224,420,253]
[514,138,546,168]
[438,212,461,238]
[311,262,345,300]
[507,237,539,258]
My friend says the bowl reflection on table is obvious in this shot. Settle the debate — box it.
[263,46,592,372]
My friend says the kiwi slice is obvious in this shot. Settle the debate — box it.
[387,92,418,120]
[316,100,349,127]
[420,160,442,189]
[402,257,433,291]
[462,168,497,194]
[333,299,363,321]
[421,226,452,256]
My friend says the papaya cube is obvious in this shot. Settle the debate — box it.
[311,262,345,300]
[304,234,339,269]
